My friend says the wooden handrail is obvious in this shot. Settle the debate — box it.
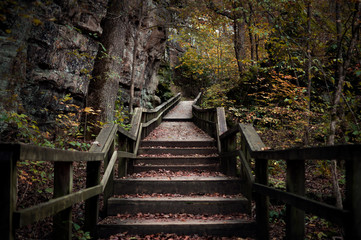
[193,92,361,239]
[252,144,361,161]
[1,93,182,240]
[0,143,104,162]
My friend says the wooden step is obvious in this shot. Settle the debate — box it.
[113,177,243,195]
[97,219,257,238]
[133,156,219,165]
[107,196,250,215]
[162,117,193,122]
[138,147,217,155]
[133,164,219,173]
[140,140,216,148]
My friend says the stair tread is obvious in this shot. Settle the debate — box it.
[137,154,219,158]
[117,176,239,181]
[101,219,254,225]
[109,196,247,201]
[134,164,219,166]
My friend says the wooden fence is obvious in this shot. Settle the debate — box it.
[0,93,181,240]
[192,93,361,240]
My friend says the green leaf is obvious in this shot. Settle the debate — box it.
[73,223,81,231]
[356,70,361,77]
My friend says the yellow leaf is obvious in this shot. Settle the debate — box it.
[5,29,11,34]
[32,18,43,26]
[83,107,94,113]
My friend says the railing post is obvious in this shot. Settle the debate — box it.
[345,155,361,239]
[221,133,237,176]
[118,137,129,178]
[53,162,73,240]
[84,160,101,238]
[255,158,269,239]
[103,140,115,214]
[0,145,19,240]
[285,159,305,240]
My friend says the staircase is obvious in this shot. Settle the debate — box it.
[98,101,256,238]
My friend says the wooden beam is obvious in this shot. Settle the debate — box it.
[129,107,142,138]
[84,160,101,237]
[255,159,269,240]
[118,125,136,141]
[345,155,361,239]
[100,151,118,191]
[216,107,227,135]
[239,124,266,152]
[252,144,361,161]
[53,162,73,240]
[253,184,348,225]
[286,159,305,240]
[0,143,104,162]
[16,185,102,227]
[117,151,136,159]
[0,145,19,240]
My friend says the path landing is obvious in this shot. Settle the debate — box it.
[144,100,213,142]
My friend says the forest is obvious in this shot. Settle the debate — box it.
[1,0,361,239]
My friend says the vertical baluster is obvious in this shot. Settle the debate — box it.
[53,162,73,240]
[84,160,101,238]
[345,154,361,239]
[222,132,237,176]
[286,159,305,240]
[103,140,115,214]
[0,145,19,240]
[255,158,269,239]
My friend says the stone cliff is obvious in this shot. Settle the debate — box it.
[0,0,169,128]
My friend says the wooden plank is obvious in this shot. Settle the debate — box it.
[252,144,361,161]
[193,92,202,105]
[0,143,104,162]
[129,107,142,138]
[100,151,118,191]
[239,124,266,152]
[89,123,117,153]
[286,160,305,240]
[253,183,348,225]
[102,140,115,215]
[237,150,255,184]
[118,125,136,141]
[345,155,361,239]
[142,93,181,122]
[237,150,255,201]
[16,185,102,227]
[53,162,73,240]
[255,159,269,239]
[216,107,227,135]
[0,146,19,240]
[134,124,143,155]
[84,160,101,236]
[219,126,239,141]
[118,151,136,159]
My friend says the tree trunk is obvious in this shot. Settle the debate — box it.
[327,0,361,209]
[129,1,144,113]
[233,19,246,74]
[304,1,312,146]
[87,0,127,127]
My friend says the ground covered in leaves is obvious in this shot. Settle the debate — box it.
[102,232,254,240]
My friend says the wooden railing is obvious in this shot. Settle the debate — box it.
[0,93,181,240]
[193,93,361,240]
[192,93,227,157]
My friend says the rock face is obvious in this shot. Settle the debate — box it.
[0,0,168,127]
[87,0,169,122]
